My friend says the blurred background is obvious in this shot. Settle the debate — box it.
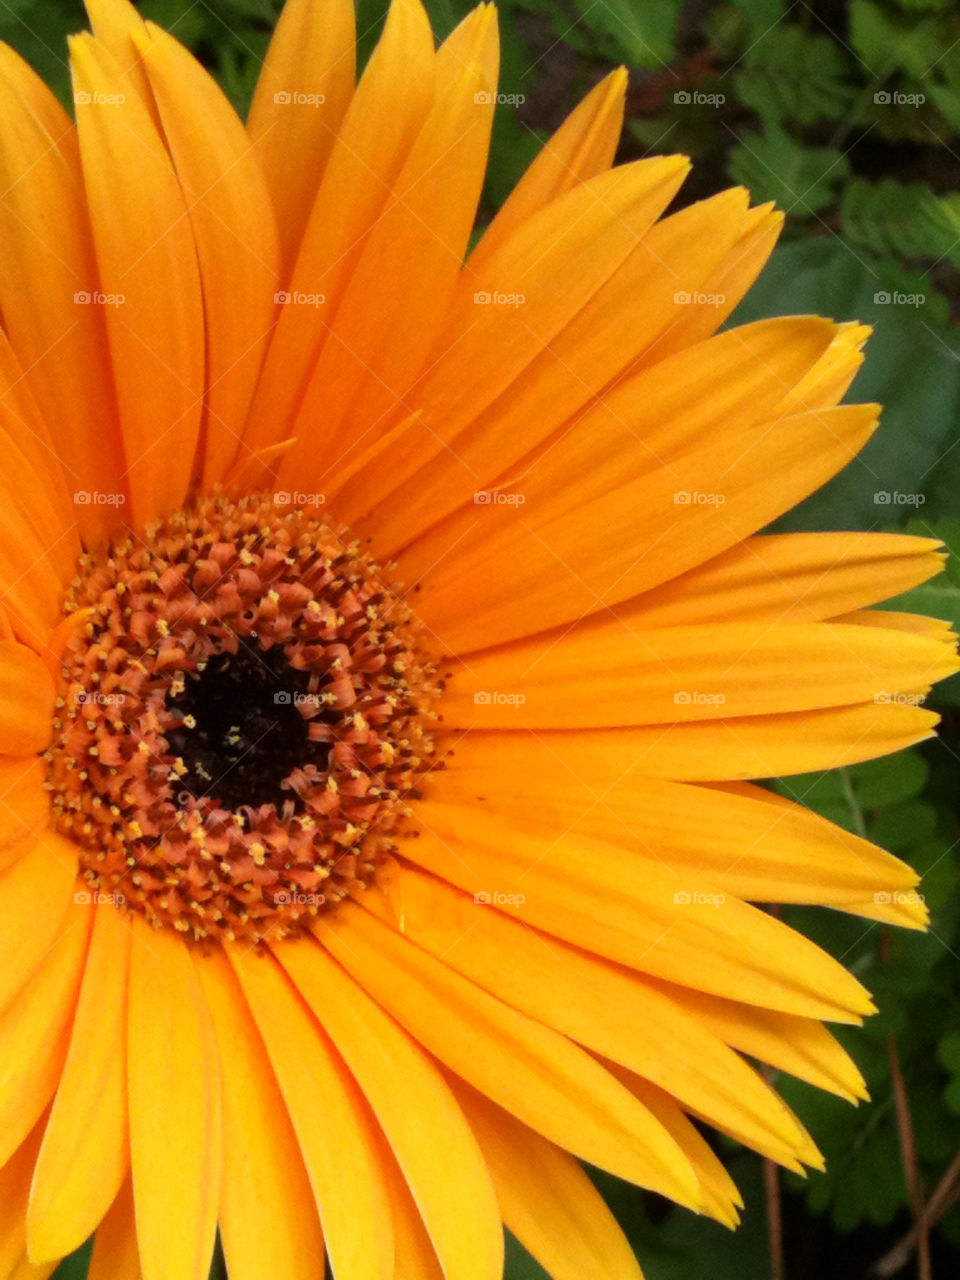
[9,0,960,1276]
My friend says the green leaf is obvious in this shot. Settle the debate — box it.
[570,0,681,67]
[727,126,850,217]
[733,26,856,126]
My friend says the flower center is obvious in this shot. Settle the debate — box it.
[46,492,439,942]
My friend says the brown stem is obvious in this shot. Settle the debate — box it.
[887,1035,932,1280]
[871,1151,960,1277]
[764,1153,785,1280]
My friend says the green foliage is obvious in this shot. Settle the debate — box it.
[728,126,851,215]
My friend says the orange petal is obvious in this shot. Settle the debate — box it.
[195,948,326,1280]
[244,0,435,456]
[70,33,205,528]
[0,43,126,547]
[279,933,503,1280]
[0,895,91,1168]
[246,0,355,275]
[87,1178,140,1280]
[470,67,626,269]
[281,8,499,479]
[0,758,50,871]
[402,805,876,1022]
[28,903,131,1262]
[442,619,958,726]
[226,943,394,1280]
[452,1080,646,1279]
[133,22,281,490]
[318,903,702,1205]
[127,917,220,1280]
[0,642,55,755]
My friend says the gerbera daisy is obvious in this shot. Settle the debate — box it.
[0,0,955,1277]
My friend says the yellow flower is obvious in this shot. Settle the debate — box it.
[0,0,955,1278]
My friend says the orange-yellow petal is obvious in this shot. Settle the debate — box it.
[280,934,503,1280]
[226,943,394,1280]
[195,948,326,1280]
[70,32,205,528]
[28,903,131,1262]
[246,0,355,275]
[319,902,702,1206]
[127,917,220,1280]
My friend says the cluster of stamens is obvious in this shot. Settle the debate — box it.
[45,493,440,942]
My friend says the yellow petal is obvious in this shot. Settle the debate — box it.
[195,948,326,1280]
[368,866,808,1161]
[70,32,205,527]
[0,896,90,1168]
[28,904,131,1261]
[657,983,868,1102]
[88,1178,140,1280]
[471,67,626,269]
[318,903,702,1206]
[608,1073,744,1218]
[127,917,220,1280]
[403,805,876,1022]
[133,21,281,489]
[280,934,503,1280]
[226,943,394,1280]
[0,43,126,547]
[246,0,355,274]
[443,618,958,725]
[0,835,79,1016]
[452,1080,645,1279]
[0,1117,46,1277]
[244,0,435,455]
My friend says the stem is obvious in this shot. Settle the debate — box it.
[887,1036,932,1280]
